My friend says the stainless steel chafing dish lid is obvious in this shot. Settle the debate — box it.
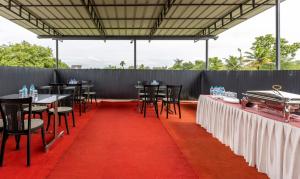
[244,90,300,103]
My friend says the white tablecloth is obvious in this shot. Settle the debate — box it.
[196,95,300,179]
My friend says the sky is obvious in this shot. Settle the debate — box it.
[0,0,299,68]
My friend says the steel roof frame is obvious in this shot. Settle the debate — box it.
[1,0,61,36]
[81,0,106,36]
[0,0,278,40]
[196,0,273,38]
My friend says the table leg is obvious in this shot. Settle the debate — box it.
[45,101,64,151]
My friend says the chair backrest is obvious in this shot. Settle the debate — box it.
[67,83,83,101]
[166,85,182,102]
[143,85,159,102]
[0,97,32,134]
[49,83,65,94]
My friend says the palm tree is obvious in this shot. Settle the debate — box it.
[120,61,126,69]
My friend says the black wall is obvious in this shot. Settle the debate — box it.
[201,71,300,98]
[0,66,53,96]
[56,69,202,99]
[2,66,300,100]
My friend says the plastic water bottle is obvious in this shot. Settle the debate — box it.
[29,84,34,97]
[210,86,214,95]
[21,85,28,98]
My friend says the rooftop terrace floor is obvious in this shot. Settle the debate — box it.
[0,101,267,179]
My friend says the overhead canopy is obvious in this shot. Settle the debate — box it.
[0,0,278,40]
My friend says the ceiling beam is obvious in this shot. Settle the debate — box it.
[7,3,275,7]
[29,27,228,30]
[38,35,217,41]
[81,0,106,36]
[0,0,61,36]
[8,17,248,21]
[194,0,273,38]
[150,0,176,37]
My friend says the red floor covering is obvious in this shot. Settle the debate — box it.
[160,103,267,179]
[47,102,197,179]
[0,101,268,179]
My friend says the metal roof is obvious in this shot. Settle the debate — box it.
[0,0,278,40]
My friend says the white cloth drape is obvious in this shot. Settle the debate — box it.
[196,95,300,179]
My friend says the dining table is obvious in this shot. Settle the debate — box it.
[0,94,70,151]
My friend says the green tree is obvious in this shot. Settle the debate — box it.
[192,60,205,70]
[209,57,223,70]
[245,34,300,70]
[0,41,69,68]
[120,60,126,69]
[104,65,117,69]
[138,64,150,70]
[225,56,242,70]
[170,59,184,70]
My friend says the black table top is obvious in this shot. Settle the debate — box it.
[0,94,70,104]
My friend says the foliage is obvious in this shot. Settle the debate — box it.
[209,57,223,70]
[0,41,69,68]
[120,60,126,69]
[245,34,300,70]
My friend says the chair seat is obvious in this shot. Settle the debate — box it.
[157,93,166,97]
[24,119,44,130]
[84,91,96,95]
[49,107,73,113]
[24,105,48,112]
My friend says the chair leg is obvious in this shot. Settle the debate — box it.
[84,101,86,113]
[79,102,82,116]
[173,103,177,114]
[154,102,159,118]
[15,135,21,150]
[46,113,51,131]
[39,112,43,120]
[41,128,46,148]
[64,114,70,135]
[72,111,75,127]
[177,103,181,119]
[59,115,61,126]
[143,102,147,118]
[0,133,8,166]
[140,100,144,114]
[166,103,169,119]
[160,101,164,114]
[26,134,31,166]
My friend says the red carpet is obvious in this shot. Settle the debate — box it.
[160,103,268,179]
[0,101,267,179]
[47,102,197,178]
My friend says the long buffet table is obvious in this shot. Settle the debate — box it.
[196,95,300,179]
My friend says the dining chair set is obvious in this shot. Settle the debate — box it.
[136,81,182,119]
[0,80,96,166]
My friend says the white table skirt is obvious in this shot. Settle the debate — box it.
[196,95,300,179]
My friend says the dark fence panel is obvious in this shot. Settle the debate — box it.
[56,69,202,99]
[0,66,54,96]
[201,71,300,98]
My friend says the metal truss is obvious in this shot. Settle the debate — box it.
[81,0,106,36]
[8,3,276,7]
[1,0,61,35]
[37,35,216,41]
[149,0,176,37]
[195,0,273,38]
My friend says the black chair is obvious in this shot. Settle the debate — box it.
[47,92,75,135]
[68,83,86,116]
[0,97,46,166]
[49,83,65,94]
[160,85,182,119]
[82,80,97,104]
[141,85,160,118]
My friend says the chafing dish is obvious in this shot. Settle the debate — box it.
[242,86,300,122]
